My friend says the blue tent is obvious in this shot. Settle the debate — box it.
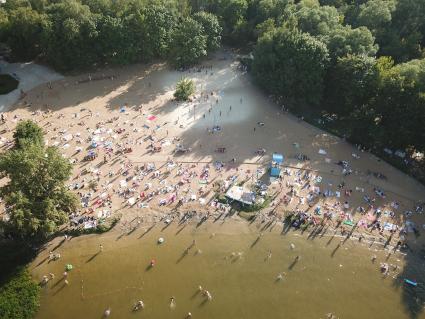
[270,166,281,177]
[272,153,284,163]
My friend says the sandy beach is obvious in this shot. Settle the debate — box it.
[1,50,424,250]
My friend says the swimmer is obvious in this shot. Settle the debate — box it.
[169,296,176,309]
[49,273,55,279]
[63,271,68,278]
[134,300,144,311]
[276,272,286,281]
[267,250,272,260]
[186,312,192,318]
[42,275,49,285]
[290,243,295,250]
[295,255,300,261]
[195,249,202,255]
[206,291,212,300]
[104,308,111,317]
[64,279,69,285]
[198,285,203,292]
[99,244,103,252]
[371,255,377,263]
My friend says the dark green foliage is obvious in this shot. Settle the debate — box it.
[0,122,78,239]
[4,6,47,61]
[0,1,220,70]
[193,11,222,51]
[13,120,44,149]
[252,27,329,105]
[324,55,379,116]
[0,268,40,319]
[174,78,195,100]
[139,5,177,60]
[0,74,19,94]
[169,18,207,68]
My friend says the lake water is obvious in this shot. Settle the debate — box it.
[31,219,422,319]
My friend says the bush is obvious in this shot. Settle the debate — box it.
[0,74,19,95]
[13,120,44,149]
[0,267,40,319]
[174,78,195,101]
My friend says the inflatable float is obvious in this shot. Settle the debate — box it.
[404,279,417,287]
[65,264,73,271]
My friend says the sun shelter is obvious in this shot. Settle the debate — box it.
[270,166,281,178]
[269,153,283,179]
[225,185,256,206]
[272,153,284,164]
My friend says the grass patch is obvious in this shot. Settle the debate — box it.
[0,267,40,319]
[0,74,19,95]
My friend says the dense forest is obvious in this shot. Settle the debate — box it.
[0,0,424,182]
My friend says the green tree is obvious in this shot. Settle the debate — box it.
[379,0,425,61]
[254,18,275,38]
[169,17,207,68]
[357,0,395,32]
[0,9,9,41]
[374,60,425,150]
[42,0,99,70]
[174,78,195,101]
[140,4,176,60]
[0,128,78,239]
[13,120,44,149]
[252,27,329,105]
[324,54,379,116]
[193,11,222,51]
[325,25,378,60]
[5,7,48,61]
[95,15,141,65]
[219,0,248,33]
[288,0,341,37]
[0,268,40,319]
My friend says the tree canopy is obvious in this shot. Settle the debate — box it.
[13,120,44,149]
[0,122,78,239]
[169,17,207,68]
[252,27,329,105]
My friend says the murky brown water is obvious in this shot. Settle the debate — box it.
[31,220,419,319]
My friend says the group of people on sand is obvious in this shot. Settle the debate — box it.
[3,99,420,260]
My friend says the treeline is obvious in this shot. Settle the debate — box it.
[0,0,222,70]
